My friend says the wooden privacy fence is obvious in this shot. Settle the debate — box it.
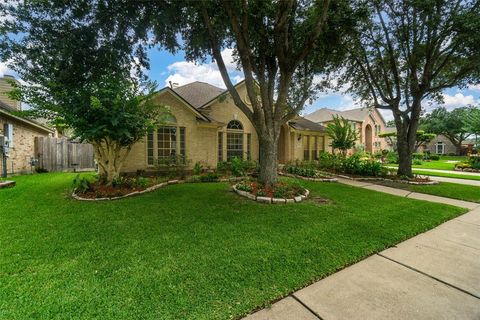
[35,137,96,172]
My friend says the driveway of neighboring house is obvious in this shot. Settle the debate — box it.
[244,181,480,320]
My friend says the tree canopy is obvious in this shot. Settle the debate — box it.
[0,0,168,183]
[421,107,472,153]
[343,0,480,176]
[146,0,360,185]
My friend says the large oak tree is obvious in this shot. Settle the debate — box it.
[150,0,357,186]
[343,0,480,176]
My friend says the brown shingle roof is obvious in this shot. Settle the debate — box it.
[305,107,368,122]
[173,81,225,109]
[288,117,326,132]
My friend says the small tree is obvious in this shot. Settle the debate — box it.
[326,116,358,156]
[0,1,167,184]
[421,107,471,154]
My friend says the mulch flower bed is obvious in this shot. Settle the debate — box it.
[72,176,173,201]
[233,180,309,204]
[0,180,15,189]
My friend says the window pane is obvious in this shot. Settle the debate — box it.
[303,135,310,161]
[227,132,243,161]
[247,133,251,160]
[157,126,177,158]
[218,132,223,162]
[147,130,154,165]
[180,127,185,157]
[313,136,318,160]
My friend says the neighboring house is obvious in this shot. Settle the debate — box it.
[122,81,327,173]
[0,75,54,175]
[305,107,389,153]
[421,135,458,155]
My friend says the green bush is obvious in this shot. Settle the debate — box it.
[412,159,423,165]
[384,151,398,164]
[199,172,220,182]
[429,155,440,161]
[73,174,92,193]
[468,155,480,169]
[412,153,424,160]
[134,176,150,188]
[193,162,203,175]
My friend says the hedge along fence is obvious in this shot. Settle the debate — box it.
[35,137,95,172]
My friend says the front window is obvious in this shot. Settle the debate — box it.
[313,136,318,160]
[218,132,223,162]
[147,123,186,165]
[303,135,310,161]
[157,126,177,158]
[436,142,445,155]
[227,120,244,161]
[227,132,243,161]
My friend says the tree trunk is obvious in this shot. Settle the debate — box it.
[397,136,412,177]
[91,139,131,185]
[258,136,278,187]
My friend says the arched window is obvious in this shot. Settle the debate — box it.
[227,120,243,130]
[165,114,177,123]
[226,120,244,160]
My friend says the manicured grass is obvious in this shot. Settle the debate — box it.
[0,173,466,319]
[376,181,480,203]
[412,169,480,181]
[391,156,467,171]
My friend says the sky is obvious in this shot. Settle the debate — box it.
[1,45,479,121]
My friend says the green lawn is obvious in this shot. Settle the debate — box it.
[390,156,467,171]
[376,181,480,203]
[412,169,480,181]
[0,173,466,319]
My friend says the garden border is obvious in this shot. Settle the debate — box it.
[71,176,253,201]
[0,180,15,189]
[334,174,439,185]
[232,183,310,204]
[279,172,338,182]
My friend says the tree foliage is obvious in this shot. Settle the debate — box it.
[379,130,436,150]
[343,0,480,176]
[421,107,472,152]
[146,0,359,186]
[326,115,359,156]
[0,1,168,184]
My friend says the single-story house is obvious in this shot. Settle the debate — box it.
[0,75,54,175]
[122,81,328,173]
[304,107,389,153]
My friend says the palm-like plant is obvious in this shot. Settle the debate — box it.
[326,115,359,156]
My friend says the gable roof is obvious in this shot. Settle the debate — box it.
[173,82,225,109]
[0,103,54,134]
[305,107,386,125]
[288,117,325,132]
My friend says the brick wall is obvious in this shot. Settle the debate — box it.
[0,115,50,174]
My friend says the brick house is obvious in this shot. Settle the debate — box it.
[122,81,328,173]
[305,107,389,153]
[0,75,53,175]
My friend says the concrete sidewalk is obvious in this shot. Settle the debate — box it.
[386,166,480,176]
[243,182,480,320]
[428,175,480,187]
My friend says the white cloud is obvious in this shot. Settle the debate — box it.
[164,48,243,89]
[0,61,13,77]
[468,84,480,91]
[441,92,478,110]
